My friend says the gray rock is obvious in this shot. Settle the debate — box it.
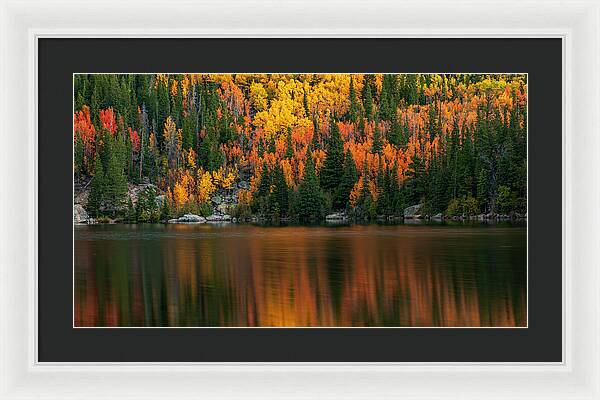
[404,204,423,219]
[432,213,443,220]
[206,214,231,223]
[325,212,347,221]
[211,194,223,204]
[177,214,206,223]
[167,218,179,224]
[73,204,89,224]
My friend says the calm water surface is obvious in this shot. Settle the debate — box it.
[74,223,526,327]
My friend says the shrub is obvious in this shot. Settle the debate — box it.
[496,185,513,214]
[462,196,479,216]
[446,196,479,217]
[197,202,213,217]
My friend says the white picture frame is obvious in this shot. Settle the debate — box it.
[1,0,598,398]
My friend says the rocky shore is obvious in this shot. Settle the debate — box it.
[74,181,527,226]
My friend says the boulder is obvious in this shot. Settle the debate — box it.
[177,214,206,223]
[325,212,348,221]
[167,218,179,224]
[404,204,423,219]
[432,213,443,220]
[73,204,89,224]
[211,195,223,205]
[206,214,231,222]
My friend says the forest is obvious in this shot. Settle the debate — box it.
[73,73,527,224]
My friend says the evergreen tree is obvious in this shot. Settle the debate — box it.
[160,197,171,221]
[103,138,128,215]
[389,112,402,147]
[156,78,170,146]
[380,74,397,121]
[320,116,344,192]
[198,123,223,171]
[271,165,289,219]
[256,163,271,199]
[405,153,426,205]
[285,127,294,158]
[298,152,324,222]
[362,80,374,120]
[335,149,358,209]
[348,77,361,123]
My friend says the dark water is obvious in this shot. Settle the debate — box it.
[74,223,527,327]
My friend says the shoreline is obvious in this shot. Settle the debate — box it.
[75,215,527,226]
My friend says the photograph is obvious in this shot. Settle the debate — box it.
[73,73,527,328]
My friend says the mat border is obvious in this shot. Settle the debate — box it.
[1,0,597,399]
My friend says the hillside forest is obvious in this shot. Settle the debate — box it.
[73,73,527,223]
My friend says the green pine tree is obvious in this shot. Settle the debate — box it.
[160,197,171,221]
[285,127,294,158]
[271,165,289,219]
[298,152,325,222]
[362,80,374,120]
[348,77,361,123]
[380,74,397,121]
[320,116,344,192]
[335,149,358,209]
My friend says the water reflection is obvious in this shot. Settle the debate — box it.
[74,224,527,327]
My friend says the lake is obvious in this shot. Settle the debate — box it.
[74,223,527,327]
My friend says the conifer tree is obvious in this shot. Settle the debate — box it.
[362,80,374,120]
[103,139,128,215]
[320,116,344,192]
[348,77,361,123]
[285,127,294,158]
[271,165,289,219]
[298,152,324,222]
[380,74,397,121]
[257,163,271,199]
[335,149,358,209]
[160,197,171,221]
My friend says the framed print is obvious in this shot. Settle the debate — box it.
[1,0,599,399]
